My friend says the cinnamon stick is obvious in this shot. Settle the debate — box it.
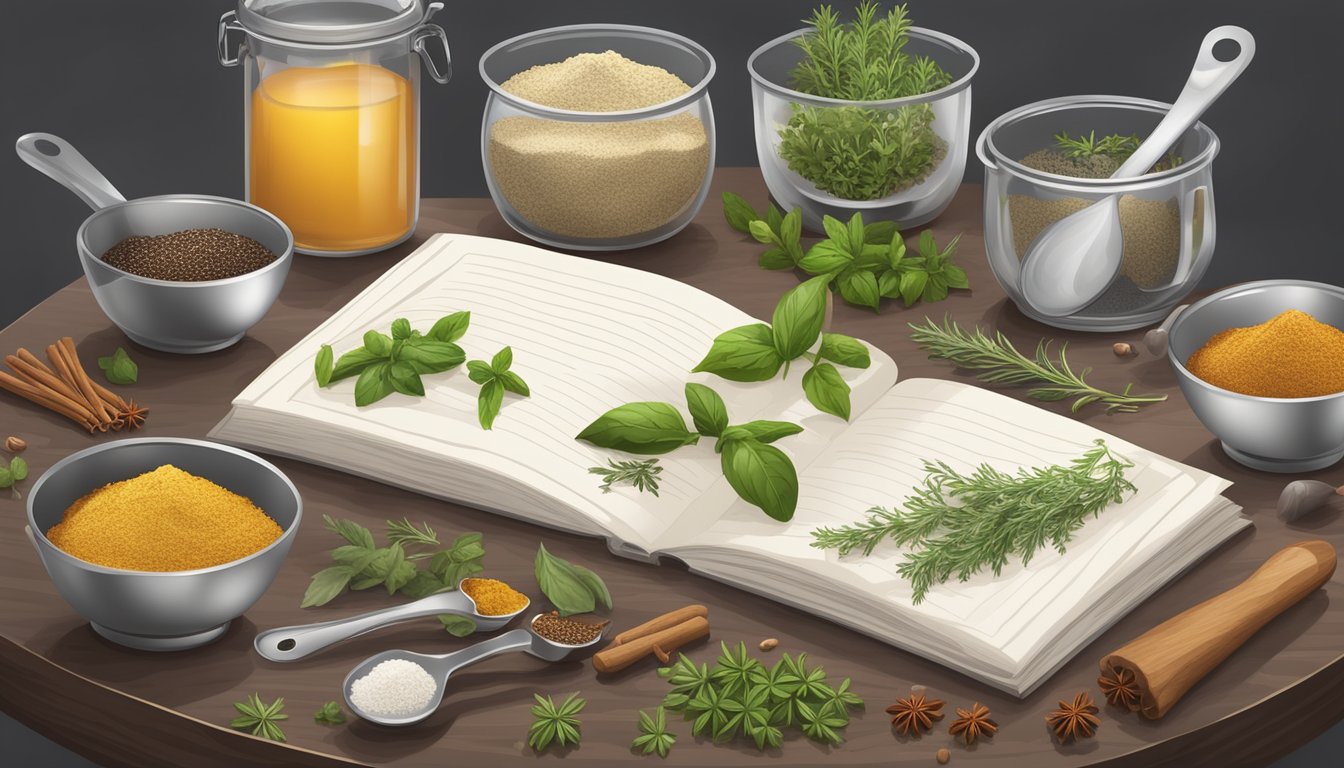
[609,605,709,647]
[592,616,710,673]
[6,353,83,403]
[0,370,98,431]
[52,339,113,426]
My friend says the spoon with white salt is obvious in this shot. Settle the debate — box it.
[344,613,605,726]
[1018,26,1255,317]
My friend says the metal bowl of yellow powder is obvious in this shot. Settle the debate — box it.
[1167,280,1344,473]
[25,437,301,650]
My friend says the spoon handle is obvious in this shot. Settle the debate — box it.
[15,133,127,212]
[435,629,535,676]
[1117,26,1255,177]
[254,591,475,662]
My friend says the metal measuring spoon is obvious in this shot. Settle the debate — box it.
[253,579,529,662]
[1018,26,1254,318]
[343,614,604,726]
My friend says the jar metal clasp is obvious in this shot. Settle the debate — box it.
[217,10,247,67]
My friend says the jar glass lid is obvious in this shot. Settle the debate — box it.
[237,0,427,43]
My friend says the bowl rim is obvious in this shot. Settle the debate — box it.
[26,436,303,576]
[75,195,295,288]
[746,26,979,109]
[978,94,1220,189]
[1167,279,1344,404]
[478,23,717,121]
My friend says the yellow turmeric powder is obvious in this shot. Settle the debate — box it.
[46,464,282,571]
[461,577,529,616]
[1186,309,1344,398]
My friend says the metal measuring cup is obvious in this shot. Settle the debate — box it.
[343,613,605,726]
[15,133,293,354]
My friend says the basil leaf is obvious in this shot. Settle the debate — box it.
[354,362,394,407]
[759,248,795,271]
[363,330,393,357]
[887,233,908,267]
[478,379,504,430]
[572,562,613,612]
[771,275,830,360]
[721,439,799,522]
[331,347,385,382]
[398,340,465,374]
[438,614,478,637]
[314,344,334,387]
[399,571,446,599]
[803,363,852,420]
[722,191,759,234]
[923,274,950,302]
[837,268,880,312]
[877,269,901,298]
[576,402,699,455]
[498,370,531,396]
[845,212,866,254]
[97,347,138,385]
[491,346,514,372]
[388,362,425,397]
[325,515,375,549]
[535,543,596,616]
[684,382,729,437]
[821,214,849,245]
[863,220,898,245]
[385,558,417,595]
[725,420,803,445]
[0,467,11,489]
[899,270,928,306]
[819,333,871,368]
[748,219,778,246]
[9,457,28,481]
[428,311,471,343]
[300,566,353,608]
[854,243,889,269]
[390,318,412,340]
[765,203,784,235]
[692,323,784,382]
[798,241,852,275]
[467,360,495,385]
[779,208,802,251]
[943,264,970,289]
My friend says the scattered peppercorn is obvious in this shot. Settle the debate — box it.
[1112,342,1134,357]
[4,436,25,453]
[936,747,951,764]
[759,638,778,651]
[531,611,608,646]
[101,228,276,282]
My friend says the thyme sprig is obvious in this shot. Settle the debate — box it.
[590,458,664,497]
[909,317,1167,413]
[811,441,1137,603]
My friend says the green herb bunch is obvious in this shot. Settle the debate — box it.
[779,2,953,200]
[632,706,677,757]
[230,694,288,742]
[659,642,862,748]
[810,440,1137,602]
[0,454,27,494]
[723,193,968,312]
[578,382,805,521]
[1053,130,1182,172]
[302,515,486,636]
[692,273,872,421]
[313,701,346,725]
[589,458,664,496]
[535,543,613,616]
[467,346,531,430]
[529,692,586,752]
[98,347,138,385]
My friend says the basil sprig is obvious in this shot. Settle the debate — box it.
[467,346,532,430]
[577,383,803,521]
[693,277,871,421]
[316,312,469,407]
[535,543,613,616]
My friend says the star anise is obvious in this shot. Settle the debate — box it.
[948,702,997,744]
[1098,666,1140,710]
[886,690,944,736]
[118,401,149,429]
[1046,692,1101,742]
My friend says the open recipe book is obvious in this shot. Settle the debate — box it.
[211,234,1248,697]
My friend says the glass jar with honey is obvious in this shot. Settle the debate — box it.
[219,0,451,256]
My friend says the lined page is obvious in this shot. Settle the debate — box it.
[220,234,896,550]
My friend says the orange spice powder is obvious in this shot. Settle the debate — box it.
[1186,309,1344,398]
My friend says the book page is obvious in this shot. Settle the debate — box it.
[218,234,896,551]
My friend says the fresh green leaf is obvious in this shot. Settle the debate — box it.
[693,323,784,382]
[899,270,928,306]
[498,371,530,396]
[314,344,334,387]
[722,191,759,234]
[97,347,138,385]
[748,219,777,246]
[684,382,729,437]
[535,543,611,616]
[836,268,880,312]
[9,457,27,482]
[478,378,504,430]
[396,340,464,374]
[716,420,803,451]
[324,515,375,549]
[363,330,393,357]
[491,346,514,372]
[314,701,345,725]
[721,439,799,522]
[529,693,585,752]
[632,705,676,757]
[331,346,385,382]
[353,362,394,406]
[864,219,899,245]
[771,275,830,361]
[798,240,853,275]
[818,333,870,368]
[0,467,11,489]
[230,694,287,742]
[388,361,425,397]
[802,363,852,420]
[399,570,447,599]
[300,566,353,608]
[466,359,494,384]
[390,318,412,340]
[759,248,796,270]
[438,614,477,637]
[576,402,699,455]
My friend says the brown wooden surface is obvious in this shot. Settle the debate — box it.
[1,169,1341,768]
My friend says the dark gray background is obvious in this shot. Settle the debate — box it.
[0,1,1338,766]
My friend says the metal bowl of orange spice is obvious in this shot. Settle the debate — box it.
[1167,280,1344,472]
[25,437,301,650]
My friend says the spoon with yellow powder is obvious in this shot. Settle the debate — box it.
[254,577,529,662]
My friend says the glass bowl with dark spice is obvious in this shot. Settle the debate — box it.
[1166,280,1344,473]
[16,133,293,354]
[747,2,979,233]
[977,95,1220,331]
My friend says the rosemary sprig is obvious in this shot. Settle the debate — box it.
[385,517,439,550]
[909,317,1166,413]
[529,692,586,752]
[811,441,1136,602]
[230,693,288,742]
[589,459,664,497]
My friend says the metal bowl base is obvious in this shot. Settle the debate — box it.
[1221,443,1344,474]
[121,330,245,355]
[91,621,230,651]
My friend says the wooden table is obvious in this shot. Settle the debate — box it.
[1,169,1340,768]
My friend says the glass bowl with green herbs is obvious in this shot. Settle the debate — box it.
[746,2,978,232]
[977,95,1219,331]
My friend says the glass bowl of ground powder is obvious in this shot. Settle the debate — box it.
[25,437,302,650]
[1167,280,1344,473]
[978,95,1220,331]
[479,25,716,250]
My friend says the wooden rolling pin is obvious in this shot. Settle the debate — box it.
[1100,540,1336,719]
